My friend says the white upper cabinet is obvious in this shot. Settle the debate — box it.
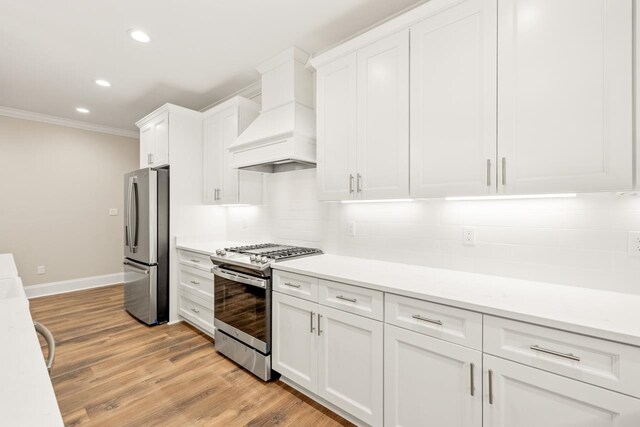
[314,30,409,201]
[139,111,169,168]
[497,0,634,194]
[202,97,262,205]
[410,0,497,198]
[316,53,358,201]
[483,355,640,427]
[356,30,410,200]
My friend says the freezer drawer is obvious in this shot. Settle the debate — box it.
[124,260,157,325]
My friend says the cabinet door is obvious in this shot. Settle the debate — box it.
[385,324,482,427]
[152,112,169,167]
[316,53,358,201]
[139,123,155,168]
[203,113,224,204]
[317,305,383,426]
[272,292,318,393]
[410,0,497,198]
[218,107,240,204]
[356,30,409,200]
[483,354,640,427]
[498,0,633,194]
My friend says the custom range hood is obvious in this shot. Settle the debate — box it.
[229,47,316,172]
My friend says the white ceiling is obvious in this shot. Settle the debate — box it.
[0,0,424,132]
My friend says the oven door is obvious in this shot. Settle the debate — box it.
[213,267,271,354]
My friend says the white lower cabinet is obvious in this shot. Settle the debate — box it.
[272,291,383,426]
[272,291,318,391]
[385,324,482,427]
[318,305,383,426]
[483,354,640,427]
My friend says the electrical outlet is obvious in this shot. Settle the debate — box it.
[347,221,356,237]
[37,265,45,275]
[109,208,118,216]
[629,232,640,257]
[463,227,476,246]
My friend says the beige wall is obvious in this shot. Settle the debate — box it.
[0,116,138,286]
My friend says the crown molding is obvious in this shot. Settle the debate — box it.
[200,80,262,113]
[0,105,139,139]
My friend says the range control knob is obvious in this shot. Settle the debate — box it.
[250,255,257,262]
[218,249,227,256]
[261,257,269,264]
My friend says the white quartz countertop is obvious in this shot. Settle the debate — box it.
[175,239,249,257]
[0,277,63,426]
[274,254,640,347]
[0,253,19,278]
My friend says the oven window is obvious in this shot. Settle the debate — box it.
[214,274,267,343]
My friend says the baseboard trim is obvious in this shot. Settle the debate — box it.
[25,273,124,299]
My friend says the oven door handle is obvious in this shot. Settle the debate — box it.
[212,267,267,289]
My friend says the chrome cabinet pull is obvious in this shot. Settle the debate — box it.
[190,307,200,314]
[412,314,443,325]
[317,313,323,336]
[486,159,492,187]
[336,295,357,303]
[283,282,301,288]
[310,311,315,333]
[530,345,581,362]
[356,173,362,193]
[501,157,507,186]
[470,363,475,396]
[190,259,200,263]
[190,280,200,285]
[488,369,494,404]
[349,174,354,193]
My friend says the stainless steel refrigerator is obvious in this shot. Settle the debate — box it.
[123,167,169,325]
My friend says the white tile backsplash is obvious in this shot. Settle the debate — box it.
[226,169,640,294]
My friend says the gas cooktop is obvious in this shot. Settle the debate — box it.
[211,243,323,271]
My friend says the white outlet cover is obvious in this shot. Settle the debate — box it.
[463,226,476,246]
[109,208,118,216]
[629,232,640,257]
[37,265,45,275]
[347,221,356,237]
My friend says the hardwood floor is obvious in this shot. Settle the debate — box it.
[29,285,353,427]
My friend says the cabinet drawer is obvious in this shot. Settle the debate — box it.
[179,292,214,335]
[178,250,213,271]
[273,270,319,302]
[178,265,214,300]
[484,315,640,398]
[319,279,383,321]
[385,293,482,350]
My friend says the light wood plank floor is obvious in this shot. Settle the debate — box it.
[29,285,353,427]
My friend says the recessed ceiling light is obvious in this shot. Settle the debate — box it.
[128,29,150,43]
[76,107,90,114]
[95,79,111,87]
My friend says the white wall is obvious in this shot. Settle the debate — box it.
[227,169,640,295]
[0,116,139,286]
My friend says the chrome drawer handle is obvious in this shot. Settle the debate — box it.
[190,259,200,263]
[412,314,443,325]
[336,295,357,303]
[190,307,200,314]
[190,280,200,285]
[283,282,301,288]
[530,345,581,362]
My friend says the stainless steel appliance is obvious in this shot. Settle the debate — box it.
[123,167,169,325]
[211,244,323,380]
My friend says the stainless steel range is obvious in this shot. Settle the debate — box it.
[211,244,322,380]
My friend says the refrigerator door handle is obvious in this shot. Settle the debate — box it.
[126,176,134,252]
[132,180,139,250]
